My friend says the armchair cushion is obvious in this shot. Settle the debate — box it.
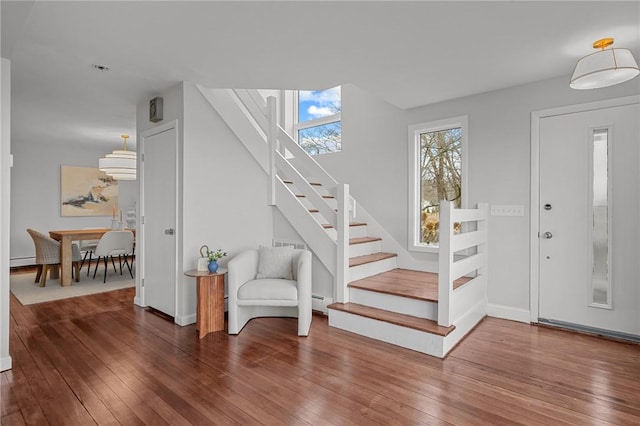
[238,279,298,301]
[256,245,293,280]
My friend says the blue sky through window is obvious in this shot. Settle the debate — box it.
[298,86,341,123]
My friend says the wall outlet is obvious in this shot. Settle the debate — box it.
[491,205,524,217]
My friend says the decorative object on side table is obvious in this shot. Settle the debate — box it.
[197,245,210,272]
[207,248,227,273]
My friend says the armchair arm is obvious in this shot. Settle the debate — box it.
[295,250,312,304]
[227,249,259,304]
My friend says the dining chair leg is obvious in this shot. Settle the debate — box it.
[86,251,94,276]
[110,256,117,273]
[104,256,108,283]
[80,250,89,269]
[40,265,49,287]
[93,257,100,279]
[123,256,134,279]
[74,261,80,283]
[118,255,123,275]
[35,265,42,283]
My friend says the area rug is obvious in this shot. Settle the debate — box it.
[10,269,135,305]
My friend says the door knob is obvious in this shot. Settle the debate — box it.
[164,228,175,235]
[542,232,553,239]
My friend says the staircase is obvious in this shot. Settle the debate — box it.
[196,86,488,358]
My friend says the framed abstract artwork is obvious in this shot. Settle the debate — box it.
[60,165,119,217]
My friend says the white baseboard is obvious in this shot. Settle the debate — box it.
[312,295,333,314]
[1,355,12,372]
[133,296,146,307]
[176,313,196,326]
[10,257,34,267]
[487,303,531,323]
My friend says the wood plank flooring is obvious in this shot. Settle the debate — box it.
[349,268,470,302]
[3,287,640,425]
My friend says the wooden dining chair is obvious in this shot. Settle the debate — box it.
[26,228,81,287]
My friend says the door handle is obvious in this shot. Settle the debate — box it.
[542,232,553,239]
[164,228,175,235]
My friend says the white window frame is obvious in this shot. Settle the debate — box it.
[293,90,342,154]
[408,115,468,253]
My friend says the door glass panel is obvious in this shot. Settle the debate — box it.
[591,128,610,307]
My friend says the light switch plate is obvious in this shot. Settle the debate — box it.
[491,205,524,216]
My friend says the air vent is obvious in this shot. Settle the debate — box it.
[272,239,307,250]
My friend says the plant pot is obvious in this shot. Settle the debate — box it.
[208,260,219,273]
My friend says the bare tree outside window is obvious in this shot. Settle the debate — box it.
[298,122,342,155]
[297,86,341,155]
[420,127,462,244]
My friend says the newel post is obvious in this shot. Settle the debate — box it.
[438,200,454,327]
[336,184,349,303]
[266,96,277,206]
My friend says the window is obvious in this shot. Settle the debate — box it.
[295,86,341,155]
[408,116,467,252]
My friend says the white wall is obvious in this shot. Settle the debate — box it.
[316,75,640,320]
[136,82,274,324]
[10,139,137,264]
[1,57,13,371]
[180,82,273,321]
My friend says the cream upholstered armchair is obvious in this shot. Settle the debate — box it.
[227,246,312,336]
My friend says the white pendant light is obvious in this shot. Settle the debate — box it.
[570,38,640,90]
[99,134,136,180]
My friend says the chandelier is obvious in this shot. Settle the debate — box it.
[99,134,136,180]
[570,38,640,90]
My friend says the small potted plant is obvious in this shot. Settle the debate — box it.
[207,248,227,273]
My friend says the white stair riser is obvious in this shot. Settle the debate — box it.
[325,224,368,240]
[349,240,381,257]
[328,309,445,358]
[349,287,437,320]
[349,256,396,281]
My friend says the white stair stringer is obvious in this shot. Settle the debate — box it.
[196,87,269,173]
[275,179,336,275]
[349,287,438,320]
[328,309,447,358]
[349,256,397,282]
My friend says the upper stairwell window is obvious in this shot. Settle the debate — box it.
[408,116,468,252]
[295,86,341,155]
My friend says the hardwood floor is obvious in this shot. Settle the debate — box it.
[3,288,640,425]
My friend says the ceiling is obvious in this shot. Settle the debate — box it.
[2,1,639,149]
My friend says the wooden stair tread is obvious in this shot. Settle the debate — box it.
[349,252,397,268]
[327,302,455,336]
[296,194,335,199]
[309,209,338,213]
[283,180,322,186]
[322,222,367,229]
[348,268,470,302]
[349,237,382,245]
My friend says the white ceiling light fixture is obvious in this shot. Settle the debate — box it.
[570,38,640,90]
[99,134,136,180]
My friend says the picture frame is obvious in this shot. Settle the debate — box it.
[60,165,118,217]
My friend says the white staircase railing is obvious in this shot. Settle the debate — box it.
[197,86,352,302]
[438,201,489,327]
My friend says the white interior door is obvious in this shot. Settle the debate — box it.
[141,125,177,317]
[539,102,639,338]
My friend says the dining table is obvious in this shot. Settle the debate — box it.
[49,228,135,286]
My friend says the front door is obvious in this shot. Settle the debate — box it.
[538,101,639,338]
[141,124,177,317]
